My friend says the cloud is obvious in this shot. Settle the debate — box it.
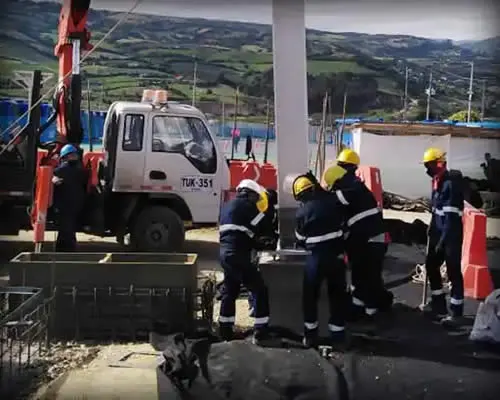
[44,0,500,40]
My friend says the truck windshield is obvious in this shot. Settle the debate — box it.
[152,115,217,174]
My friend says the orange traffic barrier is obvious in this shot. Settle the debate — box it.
[32,166,53,252]
[241,160,261,182]
[259,162,278,190]
[461,206,493,299]
[228,160,245,189]
[356,165,383,209]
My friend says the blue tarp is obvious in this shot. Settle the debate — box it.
[1,99,498,145]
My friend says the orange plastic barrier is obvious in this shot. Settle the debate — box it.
[356,165,383,209]
[241,160,261,182]
[461,205,493,299]
[32,166,53,251]
[228,160,245,189]
[259,162,278,190]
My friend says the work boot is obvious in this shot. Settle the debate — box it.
[329,330,349,351]
[441,302,465,328]
[218,325,234,342]
[421,294,448,320]
[302,328,319,349]
[252,327,271,346]
[376,290,394,313]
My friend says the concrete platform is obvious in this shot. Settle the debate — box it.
[37,344,160,400]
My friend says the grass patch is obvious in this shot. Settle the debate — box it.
[307,60,372,76]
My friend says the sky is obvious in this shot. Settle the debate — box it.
[78,0,499,41]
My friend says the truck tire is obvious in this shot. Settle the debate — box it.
[130,206,185,252]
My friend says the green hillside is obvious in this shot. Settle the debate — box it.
[1,0,499,120]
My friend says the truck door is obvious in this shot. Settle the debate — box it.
[112,113,146,191]
[144,114,221,223]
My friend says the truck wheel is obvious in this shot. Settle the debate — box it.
[130,206,185,252]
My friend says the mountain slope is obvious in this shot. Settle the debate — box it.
[1,0,498,119]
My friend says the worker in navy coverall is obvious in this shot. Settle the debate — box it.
[422,147,465,324]
[247,188,279,317]
[218,179,270,345]
[292,171,349,349]
[52,144,86,252]
[327,150,393,318]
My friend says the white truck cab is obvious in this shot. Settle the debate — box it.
[97,90,230,251]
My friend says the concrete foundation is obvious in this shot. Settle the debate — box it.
[8,252,207,340]
[258,250,335,337]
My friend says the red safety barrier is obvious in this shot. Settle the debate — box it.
[228,160,245,189]
[356,165,383,209]
[259,162,278,190]
[241,160,261,182]
[461,205,493,299]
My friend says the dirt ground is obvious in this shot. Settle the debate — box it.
[2,213,500,400]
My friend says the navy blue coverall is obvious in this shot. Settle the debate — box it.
[247,189,279,316]
[52,159,86,252]
[295,190,348,338]
[218,192,270,333]
[331,171,389,314]
[426,171,465,317]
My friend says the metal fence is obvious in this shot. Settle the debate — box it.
[0,287,54,398]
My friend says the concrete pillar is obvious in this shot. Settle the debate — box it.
[272,0,309,248]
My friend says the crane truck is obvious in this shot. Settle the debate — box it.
[0,0,231,252]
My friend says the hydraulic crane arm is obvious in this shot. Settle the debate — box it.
[53,0,93,154]
[31,0,94,251]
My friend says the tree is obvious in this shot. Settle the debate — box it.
[448,109,480,122]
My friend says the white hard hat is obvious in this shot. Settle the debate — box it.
[236,179,263,194]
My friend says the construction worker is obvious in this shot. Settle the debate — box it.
[332,149,393,318]
[292,171,348,348]
[421,147,465,324]
[52,144,86,252]
[218,179,270,344]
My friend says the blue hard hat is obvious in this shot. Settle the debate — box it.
[60,144,78,158]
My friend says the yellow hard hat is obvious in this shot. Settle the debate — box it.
[336,149,360,166]
[322,164,348,190]
[422,147,446,163]
[256,190,269,213]
[292,175,315,198]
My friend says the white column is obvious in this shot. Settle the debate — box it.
[272,0,309,209]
